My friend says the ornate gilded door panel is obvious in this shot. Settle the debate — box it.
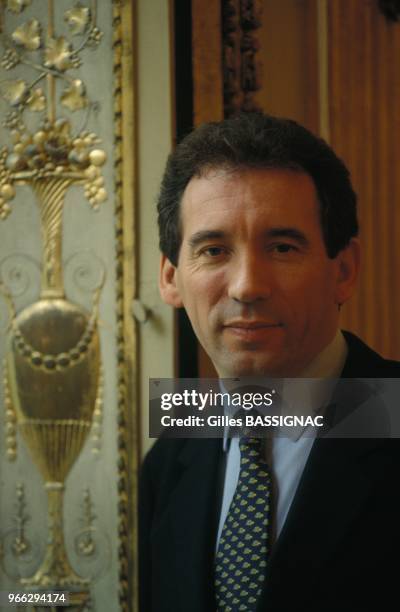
[0,1,137,610]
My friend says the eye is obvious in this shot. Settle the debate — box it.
[273,243,298,254]
[200,246,227,258]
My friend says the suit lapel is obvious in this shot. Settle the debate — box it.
[260,435,385,605]
[164,438,222,611]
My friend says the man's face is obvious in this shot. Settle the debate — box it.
[160,168,359,377]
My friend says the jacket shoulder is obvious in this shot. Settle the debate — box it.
[342,331,400,377]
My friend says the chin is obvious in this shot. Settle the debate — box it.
[217,354,287,379]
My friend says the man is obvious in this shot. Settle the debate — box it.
[139,113,400,611]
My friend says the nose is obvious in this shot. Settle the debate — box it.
[227,252,272,304]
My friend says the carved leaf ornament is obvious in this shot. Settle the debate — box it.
[61,79,88,111]
[64,4,90,36]
[7,0,32,13]
[44,37,73,72]
[1,79,28,106]
[12,19,41,51]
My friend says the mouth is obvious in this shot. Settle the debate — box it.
[223,321,283,341]
[223,320,283,329]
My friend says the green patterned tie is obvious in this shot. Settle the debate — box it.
[215,437,271,611]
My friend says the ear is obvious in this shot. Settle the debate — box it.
[159,254,183,308]
[334,238,361,306]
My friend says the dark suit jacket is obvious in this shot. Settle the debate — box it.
[139,332,400,611]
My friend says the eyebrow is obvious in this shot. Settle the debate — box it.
[188,227,310,250]
[267,227,310,247]
[188,230,227,250]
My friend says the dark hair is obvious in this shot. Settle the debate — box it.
[157,112,358,265]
